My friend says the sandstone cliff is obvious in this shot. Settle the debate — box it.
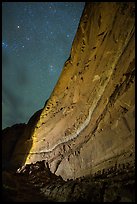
[4,2,135,181]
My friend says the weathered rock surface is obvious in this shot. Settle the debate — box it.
[20,2,134,180]
[2,160,135,202]
[2,2,135,202]
[3,2,135,181]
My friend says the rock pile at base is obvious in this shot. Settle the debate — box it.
[2,160,135,202]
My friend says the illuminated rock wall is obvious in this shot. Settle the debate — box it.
[10,2,135,180]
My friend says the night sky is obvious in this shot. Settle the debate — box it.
[2,2,85,129]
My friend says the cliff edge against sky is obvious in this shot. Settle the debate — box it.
[3,2,135,181]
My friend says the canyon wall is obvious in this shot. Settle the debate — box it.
[9,2,135,180]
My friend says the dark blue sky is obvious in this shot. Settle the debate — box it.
[2,2,85,129]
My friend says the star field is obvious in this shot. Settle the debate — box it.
[2,2,85,129]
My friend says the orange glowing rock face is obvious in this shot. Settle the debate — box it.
[8,2,134,180]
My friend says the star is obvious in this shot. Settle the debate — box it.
[2,42,8,48]
[2,2,85,129]
[50,65,53,69]
[50,65,55,72]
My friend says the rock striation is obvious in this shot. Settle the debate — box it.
[3,2,135,182]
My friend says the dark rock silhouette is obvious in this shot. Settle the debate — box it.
[2,160,135,202]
